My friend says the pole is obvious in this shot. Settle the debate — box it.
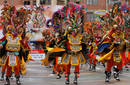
[51,0,57,6]
[106,0,108,12]
[12,0,14,6]
[36,0,40,7]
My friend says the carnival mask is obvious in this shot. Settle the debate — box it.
[7,25,14,33]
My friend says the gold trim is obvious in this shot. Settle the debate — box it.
[68,34,82,51]
[70,55,79,66]
[68,34,82,44]
[62,53,70,65]
[6,34,21,51]
[98,48,115,61]
[79,52,86,64]
[8,56,17,67]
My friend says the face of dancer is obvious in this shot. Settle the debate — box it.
[72,28,79,36]
[17,28,23,35]
[8,27,13,34]
[114,4,118,9]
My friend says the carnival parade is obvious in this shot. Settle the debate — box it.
[0,0,130,85]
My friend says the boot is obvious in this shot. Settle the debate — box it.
[0,72,5,81]
[65,73,70,84]
[73,73,78,84]
[105,71,111,82]
[16,75,21,85]
[89,64,92,71]
[102,63,105,68]
[113,69,120,81]
[56,73,61,79]
[52,71,56,74]
[10,71,14,80]
[92,65,96,72]
[125,65,129,71]
[4,76,10,85]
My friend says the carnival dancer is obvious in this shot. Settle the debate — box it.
[98,34,126,82]
[95,7,126,81]
[93,23,126,82]
[92,3,126,82]
[42,12,65,76]
[88,39,97,72]
[62,26,86,84]
[54,32,66,79]
[87,22,103,71]
[0,24,30,85]
[0,39,7,81]
[41,28,64,75]
[0,4,14,81]
[32,7,46,29]
[44,3,87,84]
[0,4,31,85]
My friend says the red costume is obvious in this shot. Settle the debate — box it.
[0,24,30,85]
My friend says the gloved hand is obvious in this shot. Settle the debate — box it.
[0,44,3,49]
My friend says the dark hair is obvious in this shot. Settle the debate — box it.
[46,19,52,28]
[53,12,61,19]
[114,42,120,47]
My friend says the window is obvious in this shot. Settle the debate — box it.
[76,0,80,4]
[40,0,51,5]
[4,0,7,4]
[33,0,36,5]
[126,0,129,5]
[40,0,46,5]
[108,0,121,4]
[57,0,65,5]
[68,0,74,2]
[24,1,30,5]
[87,0,90,4]
[93,0,98,4]
[87,0,98,5]
[76,1,80,4]
[67,0,80,3]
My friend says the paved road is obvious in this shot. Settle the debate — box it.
[0,61,130,85]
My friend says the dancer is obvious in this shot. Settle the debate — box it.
[0,4,31,85]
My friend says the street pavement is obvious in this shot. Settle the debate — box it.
[0,61,130,85]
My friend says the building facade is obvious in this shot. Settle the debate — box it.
[68,0,129,21]
[0,0,129,21]
[0,0,129,9]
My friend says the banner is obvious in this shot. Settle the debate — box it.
[30,50,45,61]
